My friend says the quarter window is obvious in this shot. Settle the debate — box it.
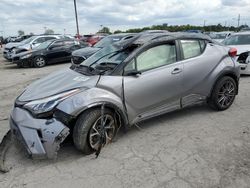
[136,43,176,72]
[181,40,203,59]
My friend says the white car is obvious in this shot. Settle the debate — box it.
[210,32,232,43]
[222,32,250,75]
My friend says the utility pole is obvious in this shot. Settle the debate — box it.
[237,14,240,28]
[73,0,80,38]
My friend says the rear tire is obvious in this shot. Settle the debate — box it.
[33,56,46,68]
[208,76,237,111]
[73,108,117,155]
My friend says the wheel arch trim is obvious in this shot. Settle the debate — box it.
[209,70,239,97]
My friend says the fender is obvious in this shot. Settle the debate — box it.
[56,87,129,129]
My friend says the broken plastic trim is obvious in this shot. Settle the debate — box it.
[0,130,12,173]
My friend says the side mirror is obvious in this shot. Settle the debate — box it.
[124,70,141,76]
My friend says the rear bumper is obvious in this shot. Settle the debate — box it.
[10,107,70,159]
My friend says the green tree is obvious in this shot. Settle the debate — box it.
[114,30,122,34]
[44,29,54,34]
[18,30,25,36]
[98,27,111,34]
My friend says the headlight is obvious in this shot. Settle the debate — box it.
[11,48,16,53]
[24,89,80,115]
[20,54,32,59]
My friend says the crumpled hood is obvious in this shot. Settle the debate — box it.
[227,45,250,55]
[18,68,100,102]
[17,43,31,50]
[5,42,22,49]
[12,50,32,58]
[12,49,42,58]
[72,47,100,58]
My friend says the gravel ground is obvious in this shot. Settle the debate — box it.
[0,46,250,188]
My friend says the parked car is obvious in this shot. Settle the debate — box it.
[87,35,106,46]
[3,35,62,61]
[222,32,250,75]
[209,32,232,43]
[10,32,240,159]
[11,35,34,43]
[71,33,136,66]
[11,39,85,68]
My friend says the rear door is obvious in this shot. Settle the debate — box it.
[123,41,184,123]
[179,39,223,107]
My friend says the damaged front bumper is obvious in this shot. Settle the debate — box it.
[10,107,69,159]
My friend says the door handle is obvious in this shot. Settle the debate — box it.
[171,68,182,74]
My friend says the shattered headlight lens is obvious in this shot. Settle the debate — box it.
[24,89,80,115]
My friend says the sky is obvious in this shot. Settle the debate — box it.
[0,0,250,37]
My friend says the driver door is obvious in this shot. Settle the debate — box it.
[46,41,67,63]
[123,41,184,124]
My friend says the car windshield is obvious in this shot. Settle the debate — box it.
[94,36,123,48]
[211,33,228,39]
[21,36,36,44]
[73,44,137,75]
[222,34,250,45]
[33,40,53,50]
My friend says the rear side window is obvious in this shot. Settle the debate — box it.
[180,40,205,59]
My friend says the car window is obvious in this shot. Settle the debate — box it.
[54,41,64,45]
[45,37,56,41]
[199,40,206,51]
[136,43,176,72]
[124,59,136,72]
[181,40,202,59]
[52,41,64,47]
[33,37,46,44]
[64,40,75,45]
[222,35,250,45]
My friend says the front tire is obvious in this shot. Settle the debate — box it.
[73,108,117,155]
[33,56,46,68]
[208,76,237,111]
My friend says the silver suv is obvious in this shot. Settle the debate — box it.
[10,32,240,159]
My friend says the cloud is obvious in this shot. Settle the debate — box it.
[0,0,250,36]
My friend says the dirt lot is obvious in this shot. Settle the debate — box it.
[0,46,250,188]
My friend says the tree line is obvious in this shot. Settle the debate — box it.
[113,24,249,34]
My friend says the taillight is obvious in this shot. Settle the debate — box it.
[229,48,237,57]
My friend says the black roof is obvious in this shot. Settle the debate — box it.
[114,32,213,49]
[135,32,212,44]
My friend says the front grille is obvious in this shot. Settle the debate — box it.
[12,56,20,62]
[72,56,86,65]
